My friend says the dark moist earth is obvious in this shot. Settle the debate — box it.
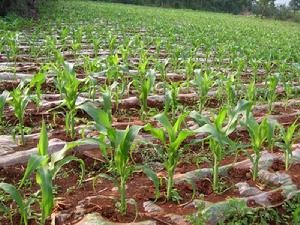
[1,150,299,225]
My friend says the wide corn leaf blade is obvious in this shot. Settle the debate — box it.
[0,183,27,224]
[36,167,53,222]
[19,154,47,188]
[38,121,48,157]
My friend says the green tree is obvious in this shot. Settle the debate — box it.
[290,0,300,13]
[0,0,39,17]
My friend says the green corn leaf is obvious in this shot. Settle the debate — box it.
[50,141,83,170]
[136,165,160,200]
[286,122,298,143]
[173,113,187,135]
[0,183,28,225]
[79,102,111,130]
[19,154,47,188]
[189,111,211,126]
[0,90,9,116]
[36,167,53,224]
[154,113,174,141]
[215,108,227,131]
[38,121,48,157]
[144,124,166,144]
[170,130,193,152]
[52,156,85,184]
[120,126,143,155]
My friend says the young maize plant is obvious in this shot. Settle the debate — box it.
[79,102,159,214]
[108,34,117,53]
[265,75,279,113]
[225,75,237,107]
[191,69,213,113]
[185,57,196,85]
[93,38,101,56]
[145,113,193,201]
[265,118,278,152]
[99,82,119,123]
[60,27,70,50]
[106,54,121,84]
[29,71,46,109]
[164,82,180,122]
[82,56,100,100]
[191,100,251,192]
[0,122,84,225]
[5,32,19,67]
[8,83,31,145]
[155,58,169,82]
[55,62,81,139]
[120,44,130,68]
[241,114,269,181]
[0,183,29,225]
[133,69,156,119]
[0,90,9,123]
[247,78,257,104]
[277,122,298,171]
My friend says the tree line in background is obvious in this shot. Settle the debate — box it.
[0,0,39,17]
[99,0,300,21]
[99,0,253,14]
[0,0,299,21]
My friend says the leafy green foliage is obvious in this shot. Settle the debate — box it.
[54,61,81,139]
[0,183,28,225]
[241,114,270,181]
[277,122,298,171]
[0,90,9,123]
[18,122,85,224]
[133,69,156,119]
[8,83,30,145]
[191,100,251,191]
[191,70,213,113]
[145,113,192,201]
[80,102,159,213]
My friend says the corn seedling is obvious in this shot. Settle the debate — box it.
[19,122,85,224]
[133,69,156,119]
[55,62,81,139]
[247,78,257,104]
[241,114,269,181]
[29,72,46,109]
[225,75,237,107]
[191,100,251,191]
[145,113,192,201]
[265,75,279,113]
[191,69,213,113]
[79,102,159,214]
[277,122,298,171]
[106,54,121,84]
[8,83,31,145]
[0,90,9,123]
[0,183,30,225]
[164,82,180,122]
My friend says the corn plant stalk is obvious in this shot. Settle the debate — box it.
[55,62,81,140]
[278,122,298,171]
[191,100,251,191]
[8,84,30,145]
[79,103,159,213]
[191,70,213,113]
[0,183,28,225]
[19,122,85,224]
[145,113,192,201]
[0,90,9,123]
[241,115,268,181]
[266,75,278,113]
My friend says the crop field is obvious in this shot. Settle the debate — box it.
[1,0,300,224]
